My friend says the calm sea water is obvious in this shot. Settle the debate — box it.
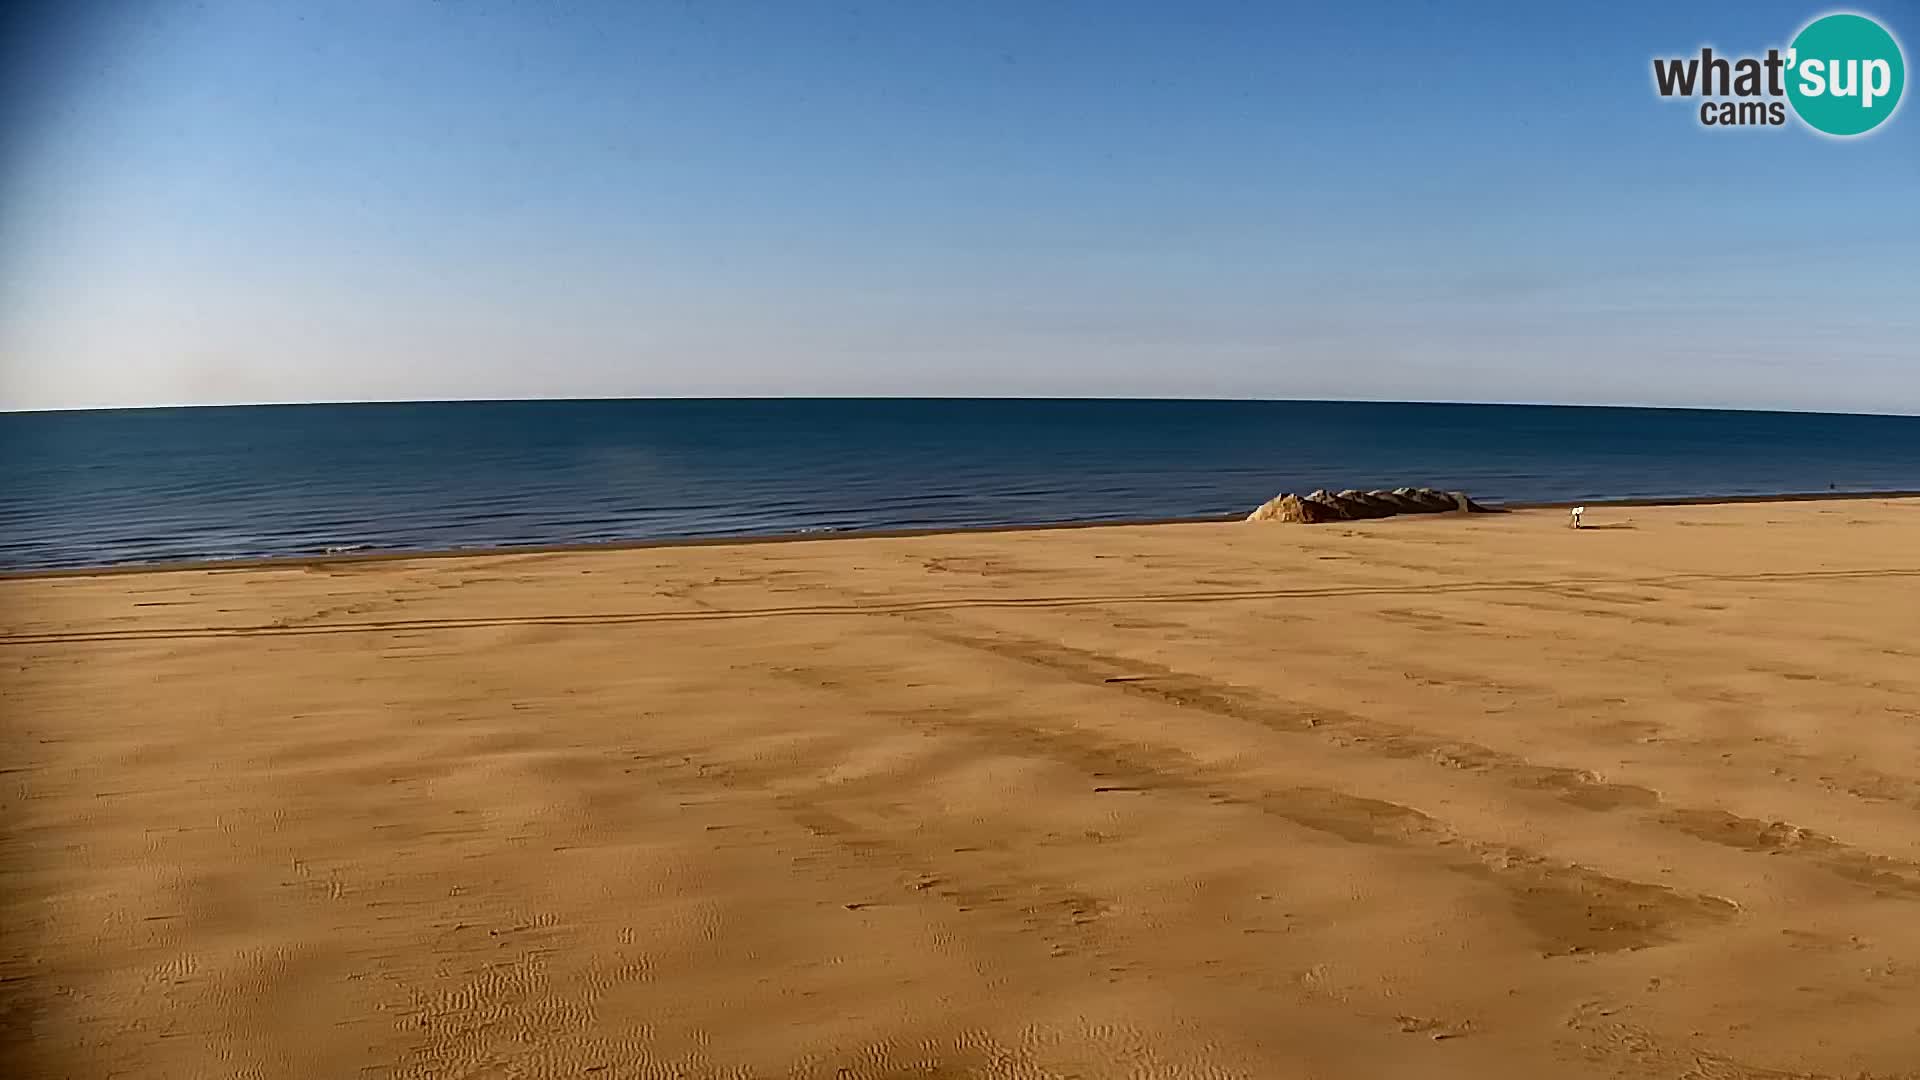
[3,399,1919,571]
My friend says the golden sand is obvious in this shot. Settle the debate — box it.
[5,498,1920,1077]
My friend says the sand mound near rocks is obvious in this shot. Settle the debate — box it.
[1246,487,1495,523]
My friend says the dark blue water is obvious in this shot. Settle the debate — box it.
[3,399,1918,571]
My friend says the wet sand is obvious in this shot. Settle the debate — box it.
[5,498,1920,1078]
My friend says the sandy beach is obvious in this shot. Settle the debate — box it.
[5,497,1920,1079]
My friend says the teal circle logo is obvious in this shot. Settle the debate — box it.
[1786,13,1905,136]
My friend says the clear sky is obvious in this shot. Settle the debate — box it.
[2,1,1915,413]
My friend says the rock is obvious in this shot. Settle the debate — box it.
[1373,489,1430,513]
[1335,490,1402,518]
[1246,493,1346,523]
[1318,491,1391,520]
[1403,488,1460,512]
[1245,486,1497,524]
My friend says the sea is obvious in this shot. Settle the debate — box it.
[3,399,1919,572]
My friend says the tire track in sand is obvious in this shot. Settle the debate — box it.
[907,615,1920,903]
[770,631,1735,958]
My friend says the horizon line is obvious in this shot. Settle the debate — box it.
[4,394,1920,421]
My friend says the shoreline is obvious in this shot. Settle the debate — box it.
[6,486,1918,581]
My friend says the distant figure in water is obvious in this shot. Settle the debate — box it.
[1570,506,1584,529]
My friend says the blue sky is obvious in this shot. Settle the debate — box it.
[2,0,1915,412]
